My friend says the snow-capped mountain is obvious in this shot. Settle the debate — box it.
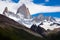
[32,14,45,23]
[0,1,60,30]
[45,16,56,22]
[32,14,60,30]
[2,4,33,28]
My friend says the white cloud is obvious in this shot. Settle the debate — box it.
[45,0,49,2]
[0,1,18,14]
[27,4,60,15]
[18,0,60,15]
[0,0,60,15]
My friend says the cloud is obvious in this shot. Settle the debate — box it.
[0,0,60,15]
[18,0,60,15]
[27,4,60,15]
[45,0,49,2]
[0,1,17,14]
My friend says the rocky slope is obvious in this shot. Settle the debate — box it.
[0,14,45,40]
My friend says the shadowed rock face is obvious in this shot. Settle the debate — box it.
[37,25,46,34]
[3,7,8,15]
[30,24,46,37]
[30,24,37,32]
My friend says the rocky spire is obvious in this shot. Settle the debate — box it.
[38,14,44,22]
[16,4,30,19]
[33,14,44,23]
[46,16,56,22]
[3,7,8,15]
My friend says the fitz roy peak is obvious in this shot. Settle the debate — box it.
[16,4,31,19]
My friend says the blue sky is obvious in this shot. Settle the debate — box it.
[12,0,60,6]
[32,0,60,18]
[33,0,60,6]
[32,12,60,18]
[12,0,19,3]
[10,0,60,18]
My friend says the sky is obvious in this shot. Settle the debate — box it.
[12,0,60,6]
[0,0,60,18]
[11,0,60,6]
[33,0,60,6]
[12,0,60,18]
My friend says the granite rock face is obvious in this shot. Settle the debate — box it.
[16,4,31,19]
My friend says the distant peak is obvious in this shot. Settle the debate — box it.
[3,7,8,15]
[46,16,56,22]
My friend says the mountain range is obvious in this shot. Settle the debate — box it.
[2,4,60,30]
[0,2,60,40]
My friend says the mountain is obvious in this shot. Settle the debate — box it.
[0,1,60,40]
[46,16,56,22]
[32,14,60,30]
[3,7,60,30]
[32,14,56,23]
[16,4,31,19]
[2,4,32,28]
[3,7,20,21]
[0,14,60,40]
[0,14,45,40]
[1,3,60,31]
[32,14,45,23]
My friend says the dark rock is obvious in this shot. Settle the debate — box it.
[39,22,43,25]
[37,25,46,34]
[30,24,46,37]
[50,23,60,26]
[30,24,37,32]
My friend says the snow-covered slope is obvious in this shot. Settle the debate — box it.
[32,14,60,30]
[1,4,60,30]
[40,21,60,30]
[17,13,60,30]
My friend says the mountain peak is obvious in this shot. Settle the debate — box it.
[16,4,31,19]
[21,4,26,8]
[3,7,8,15]
[46,16,56,22]
[34,14,56,22]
